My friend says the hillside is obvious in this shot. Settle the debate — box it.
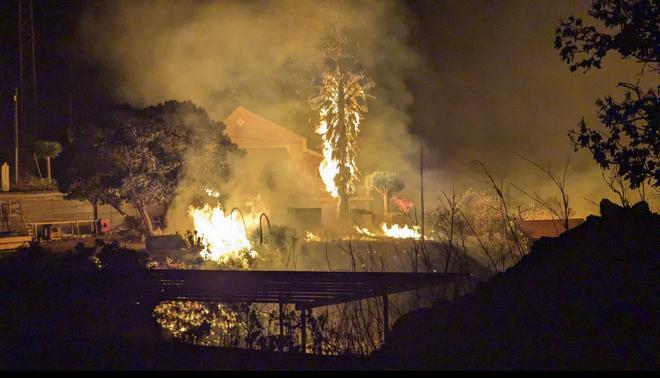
[371,199,659,369]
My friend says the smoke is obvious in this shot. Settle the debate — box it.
[77,0,657,228]
[78,0,425,230]
[407,0,659,215]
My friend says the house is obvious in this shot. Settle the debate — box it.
[517,218,585,244]
[224,106,322,176]
[223,106,373,228]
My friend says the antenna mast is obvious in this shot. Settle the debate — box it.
[18,0,38,140]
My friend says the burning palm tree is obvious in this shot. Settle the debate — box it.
[310,34,374,221]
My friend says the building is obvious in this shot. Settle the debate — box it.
[224,106,323,178]
[0,106,376,247]
[223,106,373,228]
[516,218,585,244]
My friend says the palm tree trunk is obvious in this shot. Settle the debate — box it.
[338,192,349,222]
[46,156,51,181]
[383,191,390,213]
[92,200,99,236]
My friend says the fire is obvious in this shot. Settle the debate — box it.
[205,187,221,198]
[391,195,414,214]
[381,223,421,239]
[313,67,370,200]
[188,204,258,263]
[354,226,376,238]
[304,231,321,242]
[316,115,340,198]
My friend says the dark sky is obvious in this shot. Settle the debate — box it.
[0,0,647,213]
[406,1,642,172]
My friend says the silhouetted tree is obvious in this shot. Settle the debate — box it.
[56,101,241,235]
[555,0,659,189]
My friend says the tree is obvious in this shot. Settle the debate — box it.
[55,126,128,218]
[365,171,405,213]
[55,101,240,236]
[310,30,374,220]
[554,0,659,189]
[34,140,62,181]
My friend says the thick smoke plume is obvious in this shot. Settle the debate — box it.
[78,0,657,227]
[78,0,424,231]
[406,0,658,215]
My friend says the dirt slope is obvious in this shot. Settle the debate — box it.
[371,199,659,369]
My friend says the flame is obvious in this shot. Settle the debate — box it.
[391,196,414,214]
[314,72,364,199]
[303,231,321,242]
[381,223,421,239]
[316,117,340,198]
[354,226,376,237]
[205,187,220,198]
[189,204,258,263]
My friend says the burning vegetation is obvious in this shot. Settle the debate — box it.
[188,204,257,265]
[2,0,657,370]
[310,33,375,220]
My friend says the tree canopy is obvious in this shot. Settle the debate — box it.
[366,171,404,195]
[55,100,241,234]
[365,171,404,213]
[555,0,659,189]
[35,140,64,180]
[34,140,62,159]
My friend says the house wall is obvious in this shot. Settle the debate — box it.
[222,106,374,228]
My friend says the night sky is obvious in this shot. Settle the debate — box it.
[0,0,648,214]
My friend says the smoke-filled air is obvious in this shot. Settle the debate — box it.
[3,0,657,368]
[78,0,424,236]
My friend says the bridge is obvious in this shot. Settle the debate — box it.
[140,269,471,351]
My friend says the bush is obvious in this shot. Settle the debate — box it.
[0,241,159,369]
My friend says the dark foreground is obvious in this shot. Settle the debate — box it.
[7,341,365,370]
[371,199,658,369]
[1,199,657,370]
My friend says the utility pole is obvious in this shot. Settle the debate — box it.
[67,92,74,143]
[13,88,20,186]
[420,144,425,241]
[68,92,73,130]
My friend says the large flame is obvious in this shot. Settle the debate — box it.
[189,204,258,263]
[381,223,421,239]
[316,115,340,198]
[314,71,365,199]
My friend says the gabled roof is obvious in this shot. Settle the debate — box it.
[224,106,306,146]
[223,106,322,159]
[516,218,585,240]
